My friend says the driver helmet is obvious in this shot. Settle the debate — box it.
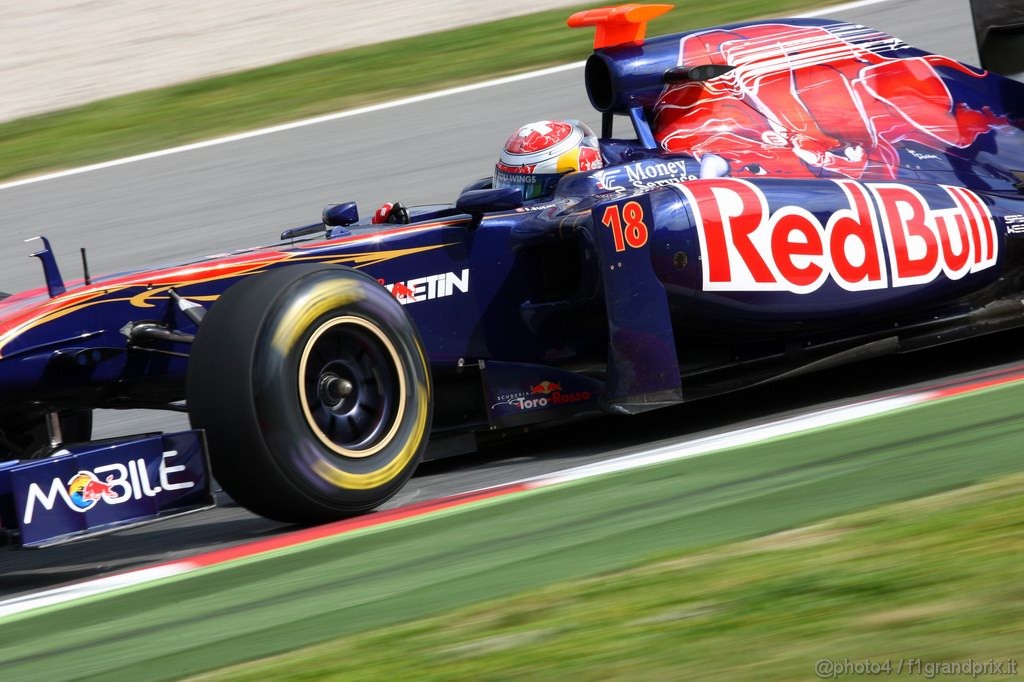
[493,120,603,200]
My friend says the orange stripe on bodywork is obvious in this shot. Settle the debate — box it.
[0,239,456,358]
[126,243,453,308]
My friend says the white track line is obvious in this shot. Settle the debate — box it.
[529,393,924,486]
[0,387,924,622]
[0,0,893,193]
[800,0,894,17]
[0,565,188,620]
[0,63,586,193]
[5,368,1021,622]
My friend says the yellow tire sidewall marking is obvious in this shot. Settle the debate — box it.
[268,276,426,491]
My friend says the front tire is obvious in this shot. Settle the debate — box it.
[187,264,432,523]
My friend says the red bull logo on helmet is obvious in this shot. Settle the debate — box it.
[679,178,998,294]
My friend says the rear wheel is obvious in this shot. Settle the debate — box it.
[187,264,432,523]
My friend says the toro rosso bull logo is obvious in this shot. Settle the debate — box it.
[531,381,562,394]
[680,178,998,294]
[493,381,592,411]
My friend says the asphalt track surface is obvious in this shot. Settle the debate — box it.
[0,0,1013,593]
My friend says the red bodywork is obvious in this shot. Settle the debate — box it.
[653,23,1006,179]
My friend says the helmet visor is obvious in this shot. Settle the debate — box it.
[493,169,563,201]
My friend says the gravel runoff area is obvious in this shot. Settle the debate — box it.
[1,0,585,123]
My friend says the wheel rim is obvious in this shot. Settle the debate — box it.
[298,316,406,458]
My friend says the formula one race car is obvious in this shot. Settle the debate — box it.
[3,2,1024,546]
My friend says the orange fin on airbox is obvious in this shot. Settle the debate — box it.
[567,4,674,50]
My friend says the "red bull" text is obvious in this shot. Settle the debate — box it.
[680,178,998,294]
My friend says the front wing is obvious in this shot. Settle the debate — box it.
[0,430,214,548]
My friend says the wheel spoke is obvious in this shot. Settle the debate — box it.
[360,394,380,412]
[357,352,373,375]
[346,414,361,439]
[332,414,354,443]
[299,317,407,454]
[359,403,378,429]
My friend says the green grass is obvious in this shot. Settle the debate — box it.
[0,0,844,183]
[203,472,1024,681]
[1,381,1022,680]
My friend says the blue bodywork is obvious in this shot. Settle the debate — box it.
[0,431,213,547]
[3,15,1024,543]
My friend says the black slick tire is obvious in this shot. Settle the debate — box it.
[186,264,432,523]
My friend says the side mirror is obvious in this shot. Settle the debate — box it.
[455,188,523,227]
[323,202,359,227]
[280,201,360,241]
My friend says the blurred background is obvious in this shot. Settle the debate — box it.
[0,0,997,526]
[1,2,1020,679]
[1,0,587,122]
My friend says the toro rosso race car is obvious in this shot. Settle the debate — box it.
[2,2,1024,547]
